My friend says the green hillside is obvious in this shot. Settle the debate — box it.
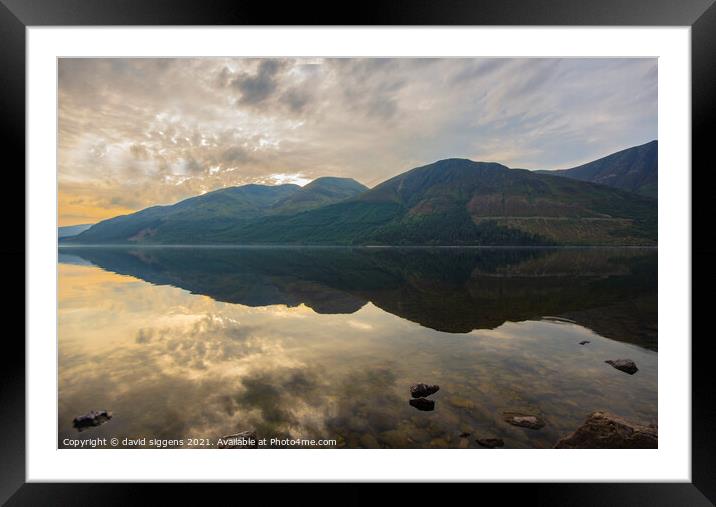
[216,159,656,246]
[540,140,657,197]
[271,177,367,214]
[68,177,368,244]
[66,184,300,244]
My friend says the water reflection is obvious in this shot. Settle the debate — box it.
[58,247,657,448]
[60,247,657,349]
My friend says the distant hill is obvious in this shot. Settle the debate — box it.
[271,177,367,214]
[67,178,368,245]
[539,140,657,197]
[65,183,300,244]
[58,223,93,238]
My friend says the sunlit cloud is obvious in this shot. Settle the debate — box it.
[260,172,312,186]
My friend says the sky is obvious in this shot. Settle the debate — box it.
[58,58,657,226]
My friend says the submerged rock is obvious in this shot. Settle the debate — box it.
[502,412,545,429]
[605,359,638,375]
[459,432,471,438]
[410,383,440,398]
[73,410,112,431]
[476,437,504,448]
[218,430,258,449]
[554,411,657,449]
[579,340,590,345]
[409,398,435,411]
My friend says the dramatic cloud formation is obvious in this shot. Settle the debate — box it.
[58,58,657,225]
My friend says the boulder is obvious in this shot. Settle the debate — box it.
[410,383,440,398]
[409,398,435,411]
[605,359,638,375]
[72,410,112,431]
[476,437,504,448]
[218,430,259,449]
[502,412,545,429]
[554,411,657,449]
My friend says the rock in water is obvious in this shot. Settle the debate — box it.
[554,411,657,448]
[502,412,545,429]
[410,383,440,398]
[579,340,590,345]
[605,359,638,375]
[409,398,435,411]
[73,410,112,431]
[218,430,258,449]
[476,437,504,448]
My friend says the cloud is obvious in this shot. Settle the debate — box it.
[229,59,285,106]
[221,146,251,164]
[58,57,657,225]
[281,87,312,113]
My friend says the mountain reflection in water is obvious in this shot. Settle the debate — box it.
[60,247,657,350]
[58,247,657,449]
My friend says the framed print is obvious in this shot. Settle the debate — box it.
[3,0,714,503]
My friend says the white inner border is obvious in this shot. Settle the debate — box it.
[27,27,691,482]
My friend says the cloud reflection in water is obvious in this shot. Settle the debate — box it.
[58,247,657,448]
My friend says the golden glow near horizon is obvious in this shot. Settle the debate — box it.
[58,58,657,226]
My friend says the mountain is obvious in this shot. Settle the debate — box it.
[539,140,657,197]
[271,177,367,214]
[58,223,92,238]
[221,159,657,246]
[65,158,657,246]
[68,178,367,244]
[65,183,300,244]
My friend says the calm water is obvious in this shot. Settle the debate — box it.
[58,247,657,449]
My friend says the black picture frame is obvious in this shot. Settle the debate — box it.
[2,0,712,504]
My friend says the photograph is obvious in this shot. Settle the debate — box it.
[4,0,710,498]
[56,57,658,450]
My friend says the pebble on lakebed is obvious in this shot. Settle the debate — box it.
[409,398,435,411]
[502,412,546,430]
[410,383,440,398]
[476,437,505,448]
[73,410,112,431]
[605,358,638,375]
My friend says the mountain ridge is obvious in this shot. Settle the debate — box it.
[65,147,658,247]
[538,140,657,197]
[58,223,93,238]
[271,177,367,214]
